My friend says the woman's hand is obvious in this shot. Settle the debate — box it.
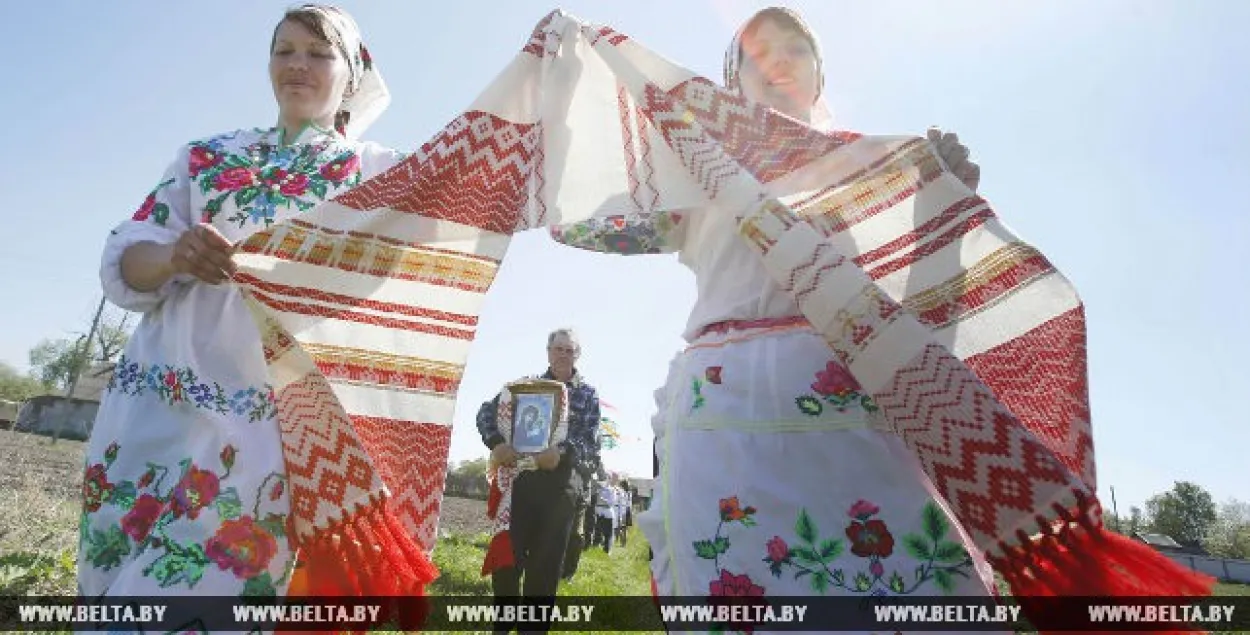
[171,224,237,284]
[928,128,981,193]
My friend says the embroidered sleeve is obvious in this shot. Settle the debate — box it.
[476,395,505,450]
[99,145,195,313]
[549,211,687,255]
[559,384,602,476]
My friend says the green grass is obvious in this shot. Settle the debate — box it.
[415,529,662,634]
[0,474,81,597]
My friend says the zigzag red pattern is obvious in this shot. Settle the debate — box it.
[332,113,538,234]
[635,99,659,210]
[873,343,1074,544]
[669,78,860,183]
[618,83,644,213]
[964,307,1095,488]
[642,85,743,200]
[275,375,381,538]
[352,417,453,551]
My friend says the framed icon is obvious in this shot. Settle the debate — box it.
[496,378,569,470]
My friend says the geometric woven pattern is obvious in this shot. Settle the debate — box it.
[231,9,1102,577]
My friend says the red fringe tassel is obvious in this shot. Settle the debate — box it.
[287,497,439,633]
[481,530,514,576]
[989,490,1216,634]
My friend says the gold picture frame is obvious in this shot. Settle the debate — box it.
[498,378,569,470]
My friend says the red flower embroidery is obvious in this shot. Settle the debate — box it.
[705,366,723,385]
[270,480,285,502]
[132,194,156,222]
[718,496,756,522]
[811,361,861,398]
[214,167,256,191]
[104,442,120,464]
[82,464,114,513]
[319,155,360,183]
[137,469,155,489]
[846,519,895,558]
[121,494,164,542]
[189,146,223,177]
[847,499,880,520]
[765,536,789,563]
[709,569,765,597]
[279,173,309,197]
[171,465,221,520]
[163,370,184,402]
[205,516,279,579]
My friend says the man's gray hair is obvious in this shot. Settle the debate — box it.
[547,327,581,353]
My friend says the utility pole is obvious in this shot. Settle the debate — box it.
[52,295,106,445]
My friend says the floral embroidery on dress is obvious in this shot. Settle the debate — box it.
[131,178,177,225]
[694,496,768,634]
[551,212,684,255]
[762,499,973,595]
[188,131,362,228]
[79,442,291,596]
[691,377,706,411]
[108,354,276,423]
[795,361,879,417]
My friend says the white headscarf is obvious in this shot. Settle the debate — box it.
[723,7,834,131]
[284,4,390,139]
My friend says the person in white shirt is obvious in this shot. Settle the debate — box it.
[594,479,619,554]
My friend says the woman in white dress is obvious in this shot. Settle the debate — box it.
[552,8,1003,634]
[78,3,413,611]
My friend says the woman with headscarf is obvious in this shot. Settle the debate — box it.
[78,3,433,607]
[551,6,1006,626]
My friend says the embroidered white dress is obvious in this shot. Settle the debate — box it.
[554,198,1006,634]
[80,126,404,612]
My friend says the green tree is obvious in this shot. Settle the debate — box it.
[28,314,131,393]
[0,362,45,402]
[1204,499,1250,560]
[451,457,490,479]
[1145,482,1217,548]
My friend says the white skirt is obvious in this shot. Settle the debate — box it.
[638,323,1008,635]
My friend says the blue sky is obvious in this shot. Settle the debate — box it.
[1,1,1246,514]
